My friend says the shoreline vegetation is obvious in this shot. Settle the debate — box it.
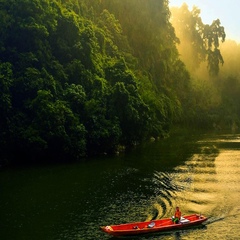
[0,0,239,166]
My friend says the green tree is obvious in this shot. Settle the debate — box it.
[29,90,86,160]
[171,4,225,76]
[105,60,151,145]
[203,19,225,76]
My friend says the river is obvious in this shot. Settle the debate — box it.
[0,130,240,239]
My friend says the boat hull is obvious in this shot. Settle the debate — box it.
[100,214,208,237]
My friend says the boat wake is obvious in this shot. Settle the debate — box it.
[204,212,240,225]
[142,171,191,222]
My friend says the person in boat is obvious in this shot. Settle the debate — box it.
[173,206,181,223]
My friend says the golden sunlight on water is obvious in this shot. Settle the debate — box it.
[176,137,240,239]
[215,151,240,212]
[150,135,240,239]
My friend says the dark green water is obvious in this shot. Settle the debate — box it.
[1,131,240,239]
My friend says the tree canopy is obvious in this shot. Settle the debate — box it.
[171,3,225,75]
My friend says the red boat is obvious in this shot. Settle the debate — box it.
[100,214,208,237]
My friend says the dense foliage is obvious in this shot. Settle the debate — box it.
[0,0,182,163]
[0,0,239,164]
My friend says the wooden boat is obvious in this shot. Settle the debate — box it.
[100,214,208,237]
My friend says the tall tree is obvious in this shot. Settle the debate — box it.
[171,3,226,76]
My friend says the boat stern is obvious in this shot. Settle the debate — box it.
[100,225,113,234]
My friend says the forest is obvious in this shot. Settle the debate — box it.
[0,0,240,165]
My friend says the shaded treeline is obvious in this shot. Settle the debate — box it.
[0,0,239,164]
